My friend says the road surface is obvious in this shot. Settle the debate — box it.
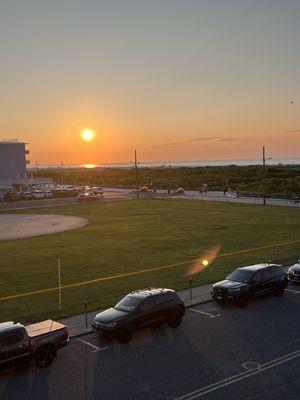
[1,284,300,399]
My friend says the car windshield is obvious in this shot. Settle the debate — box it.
[227,269,253,283]
[114,295,143,312]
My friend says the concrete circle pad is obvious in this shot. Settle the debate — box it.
[0,214,89,241]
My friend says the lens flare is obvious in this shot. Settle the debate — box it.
[185,244,221,277]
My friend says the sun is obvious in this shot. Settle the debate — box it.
[81,129,95,142]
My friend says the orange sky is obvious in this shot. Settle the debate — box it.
[0,1,299,164]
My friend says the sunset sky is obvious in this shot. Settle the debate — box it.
[0,0,299,164]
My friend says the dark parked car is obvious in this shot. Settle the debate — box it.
[211,263,288,308]
[0,320,69,368]
[288,261,300,283]
[77,193,101,202]
[92,288,185,343]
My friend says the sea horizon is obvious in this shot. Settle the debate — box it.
[28,156,300,170]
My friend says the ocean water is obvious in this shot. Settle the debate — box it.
[27,157,300,169]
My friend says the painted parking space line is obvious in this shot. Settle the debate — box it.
[77,338,110,352]
[286,288,300,294]
[188,308,221,318]
[176,347,300,400]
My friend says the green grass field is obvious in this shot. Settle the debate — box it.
[0,199,300,323]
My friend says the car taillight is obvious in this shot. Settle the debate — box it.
[63,327,69,340]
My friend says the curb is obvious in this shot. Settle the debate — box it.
[185,298,213,308]
[70,329,92,339]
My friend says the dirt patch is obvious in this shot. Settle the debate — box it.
[0,214,89,241]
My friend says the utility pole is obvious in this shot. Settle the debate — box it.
[60,161,63,184]
[263,146,266,205]
[134,150,139,199]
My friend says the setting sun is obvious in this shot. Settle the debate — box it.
[81,129,95,142]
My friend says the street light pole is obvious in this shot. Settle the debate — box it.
[134,150,139,199]
[262,147,272,206]
[263,146,266,205]
[60,161,63,184]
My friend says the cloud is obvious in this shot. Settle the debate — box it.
[218,137,237,142]
[281,129,300,134]
[148,136,236,148]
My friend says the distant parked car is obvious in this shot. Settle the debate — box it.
[44,190,53,198]
[0,320,68,368]
[3,192,20,202]
[17,192,30,201]
[288,261,300,284]
[77,193,101,202]
[92,288,185,343]
[91,186,104,195]
[211,263,288,308]
[31,190,46,199]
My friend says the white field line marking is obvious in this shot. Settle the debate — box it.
[176,348,300,400]
[78,339,110,352]
[188,308,220,318]
[286,288,300,294]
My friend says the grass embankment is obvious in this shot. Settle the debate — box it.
[0,199,299,323]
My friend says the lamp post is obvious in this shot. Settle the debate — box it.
[60,161,63,184]
[134,150,139,199]
[262,146,272,205]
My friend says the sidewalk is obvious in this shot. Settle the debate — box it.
[106,188,300,208]
[58,284,212,337]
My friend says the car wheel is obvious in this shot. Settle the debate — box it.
[35,346,54,368]
[116,327,133,343]
[273,286,284,297]
[167,312,182,328]
[238,296,248,308]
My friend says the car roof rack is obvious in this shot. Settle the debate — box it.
[130,287,166,295]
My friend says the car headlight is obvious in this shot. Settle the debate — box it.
[229,287,241,292]
[104,321,118,328]
[288,267,294,273]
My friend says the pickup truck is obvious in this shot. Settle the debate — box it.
[0,319,69,368]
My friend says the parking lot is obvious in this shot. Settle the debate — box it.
[1,284,300,399]
[0,191,133,211]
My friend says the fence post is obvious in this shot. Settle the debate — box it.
[58,259,62,314]
[84,300,88,329]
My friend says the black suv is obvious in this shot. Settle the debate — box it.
[92,288,185,343]
[211,263,288,308]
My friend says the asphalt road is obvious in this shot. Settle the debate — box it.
[0,191,133,211]
[1,285,300,400]
[1,190,299,212]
